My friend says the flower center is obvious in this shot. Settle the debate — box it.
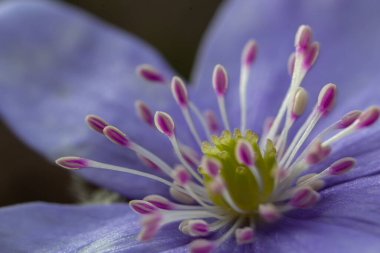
[201,129,276,213]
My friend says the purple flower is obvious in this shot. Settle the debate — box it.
[1,0,380,252]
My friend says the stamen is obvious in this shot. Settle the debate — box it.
[262,117,274,137]
[85,114,109,133]
[213,64,230,130]
[201,156,221,178]
[171,165,191,186]
[305,140,331,165]
[301,111,361,147]
[356,106,380,128]
[55,156,88,169]
[138,213,162,241]
[137,154,160,171]
[103,126,131,147]
[276,87,308,153]
[296,174,325,191]
[303,42,320,70]
[295,158,355,189]
[189,102,212,140]
[208,177,225,195]
[102,124,176,176]
[154,111,175,138]
[131,142,175,176]
[187,219,211,237]
[280,109,319,168]
[235,139,255,166]
[258,203,282,223]
[287,53,295,76]
[282,83,336,168]
[183,185,213,209]
[170,186,195,205]
[56,157,183,191]
[143,195,174,210]
[189,239,215,253]
[323,106,380,146]
[328,157,356,176]
[180,144,201,168]
[136,64,166,84]
[235,227,255,245]
[240,40,258,132]
[317,83,336,116]
[267,25,317,141]
[336,110,361,129]
[209,217,235,232]
[190,218,243,253]
[204,110,220,134]
[171,76,202,147]
[289,187,320,209]
[170,136,203,183]
[235,139,263,190]
[159,210,223,223]
[130,200,158,214]
[291,87,309,120]
[295,25,313,51]
[135,100,154,127]
[154,111,203,182]
[171,76,189,108]
[215,218,243,246]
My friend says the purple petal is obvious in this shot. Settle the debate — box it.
[0,202,190,252]
[316,173,380,223]
[191,0,380,134]
[253,218,380,253]
[0,0,194,198]
[252,174,380,253]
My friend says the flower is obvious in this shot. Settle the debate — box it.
[1,0,380,252]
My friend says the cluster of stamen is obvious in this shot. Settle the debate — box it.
[56,25,380,253]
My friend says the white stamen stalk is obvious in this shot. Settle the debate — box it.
[217,96,231,131]
[170,136,203,183]
[240,40,257,133]
[189,102,212,141]
[322,124,357,146]
[215,217,244,246]
[239,64,250,133]
[213,65,231,131]
[183,185,213,209]
[182,107,203,147]
[280,109,318,167]
[209,217,235,232]
[131,144,174,176]
[86,160,185,193]
[283,112,321,168]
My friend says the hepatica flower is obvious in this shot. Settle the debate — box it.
[1,0,380,252]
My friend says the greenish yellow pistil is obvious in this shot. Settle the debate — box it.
[200,129,277,213]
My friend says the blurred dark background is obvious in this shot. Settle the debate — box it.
[0,0,223,207]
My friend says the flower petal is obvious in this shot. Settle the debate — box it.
[253,217,380,253]
[191,0,380,133]
[250,173,380,253]
[0,0,193,198]
[0,202,190,253]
